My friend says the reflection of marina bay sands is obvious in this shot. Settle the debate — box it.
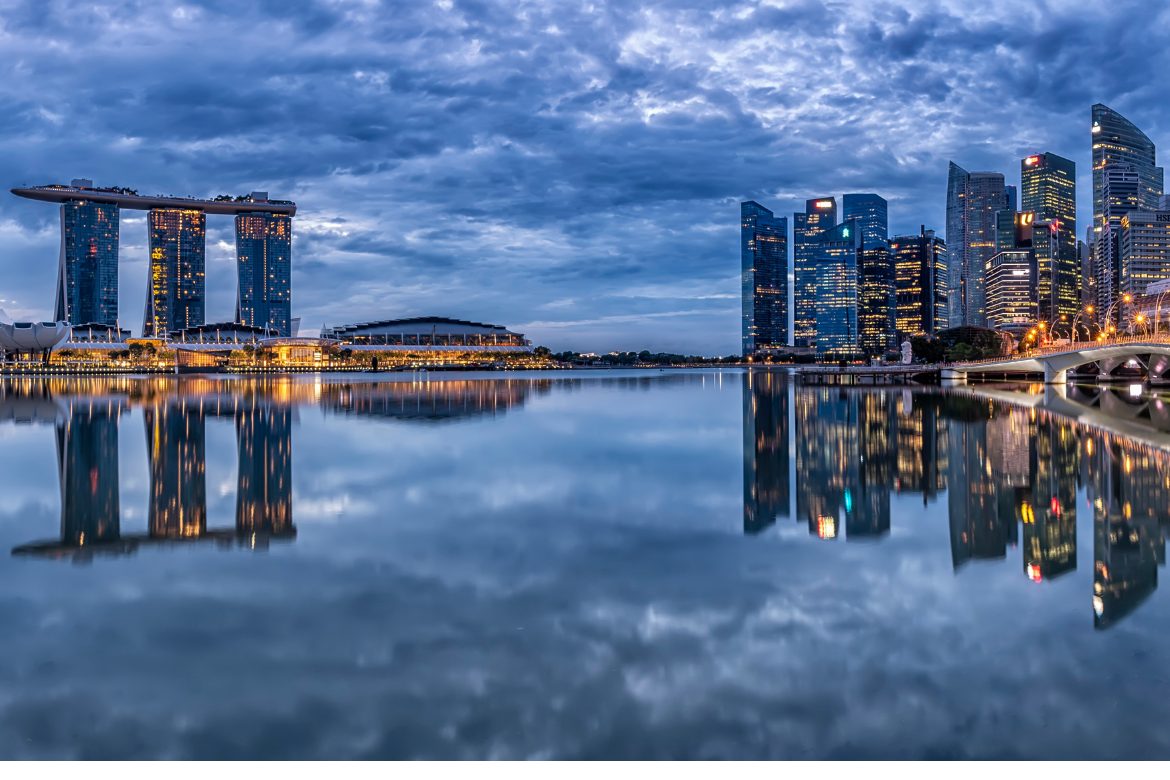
[743,374,1170,630]
[11,180,295,337]
[10,386,295,558]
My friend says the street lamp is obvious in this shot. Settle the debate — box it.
[1071,305,1096,343]
[1102,294,1133,341]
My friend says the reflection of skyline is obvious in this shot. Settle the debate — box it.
[12,390,297,559]
[319,379,544,423]
[744,373,1170,630]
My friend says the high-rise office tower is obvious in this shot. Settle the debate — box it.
[740,201,788,355]
[143,208,207,337]
[1092,104,1164,232]
[1092,105,1164,322]
[814,219,862,358]
[56,185,120,327]
[793,198,836,348]
[1096,165,1142,318]
[236,205,293,337]
[1021,153,1078,324]
[842,193,888,245]
[946,163,1013,327]
[892,227,948,338]
[859,242,894,356]
[1120,209,1170,302]
[985,249,1037,332]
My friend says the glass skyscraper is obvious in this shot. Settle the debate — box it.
[1021,153,1077,324]
[793,197,836,349]
[859,242,894,356]
[946,163,1014,328]
[814,219,862,358]
[842,193,888,246]
[892,227,948,338]
[236,212,293,336]
[740,201,788,355]
[56,198,120,327]
[144,208,207,337]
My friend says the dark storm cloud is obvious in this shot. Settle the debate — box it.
[0,0,1168,352]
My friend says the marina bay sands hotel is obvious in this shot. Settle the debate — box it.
[11,179,296,337]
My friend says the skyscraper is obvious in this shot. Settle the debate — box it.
[1096,165,1142,317]
[947,164,1013,327]
[793,197,836,348]
[143,208,207,337]
[1021,153,1078,324]
[985,250,1037,332]
[1120,209,1170,303]
[1092,105,1164,322]
[814,219,862,358]
[842,193,888,246]
[740,201,788,355]
[859,241,894,356]
[56,188,120,327]
[236,208,293,336]
[892,227,948,338]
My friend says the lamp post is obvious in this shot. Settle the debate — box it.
[1103,294,1134,342]
[1071,305,1095,344]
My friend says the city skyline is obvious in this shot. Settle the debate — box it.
[1,2,1169,355]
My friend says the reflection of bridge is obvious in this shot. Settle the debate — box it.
[943,338,1170,384]
[10,390,295,560]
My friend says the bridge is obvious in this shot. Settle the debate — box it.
[943,336,1170,384]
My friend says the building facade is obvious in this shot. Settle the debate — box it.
[236,209,293,337]
[144,208,206,337]
[985,250,1037,332]
[859,242,894,356]
[740,201,788,355]
[321,317,530,351]
[892,227,948,338]
[793,197,836,348]
[947,163,1014,328]
[814,220,862,358]
[1021,153,1078,324]
[842,193,888,245]
[57,190,120,327]
[1120,210,1170,307]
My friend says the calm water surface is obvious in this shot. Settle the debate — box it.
[2,370,1170,759]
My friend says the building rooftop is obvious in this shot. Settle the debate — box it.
[11,181,296,216]
[324,316,519,333]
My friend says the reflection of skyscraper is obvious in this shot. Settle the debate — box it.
[145,400,207,539]
[57,193,120,327]
[946,402,1016,569]
[1086,433,1166,628]
[796,388,853,541]
[56,399,122,546]
[742,371,790,534]
[236,209,293,337]
[236,403,293,537]
[894,391,947,504]
[144,208,207,337]
[851,391,893,539]
[1023,415,1077,582]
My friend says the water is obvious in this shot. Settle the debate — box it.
[2,370,1170,759]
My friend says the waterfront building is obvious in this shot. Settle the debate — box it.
[814,220,862,359]
[740,201,788,355]
[1021,153,1078,323]
[793,198,837,348]
[742,371,790,534]
[11,182,297,338]
[946,164,1014,327]
[1092,105,1164,321]
[236,201,293,337]
[892,227,948,338]
[859,242,895,356]
[322,317,529,351]
[985,250,1037,332]
[143,208,206,337]
[57,183,120,327]
[1120,210,1170,311]
[842,193,888,245]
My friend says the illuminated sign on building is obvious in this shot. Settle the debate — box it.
[815,200,833,209]
[1024,155,1040,166]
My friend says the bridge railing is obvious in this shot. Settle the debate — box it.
[950,333,1170,368]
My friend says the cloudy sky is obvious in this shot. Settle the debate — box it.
[0,0,1167,354]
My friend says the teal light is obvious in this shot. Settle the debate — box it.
[844,488,853,512]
